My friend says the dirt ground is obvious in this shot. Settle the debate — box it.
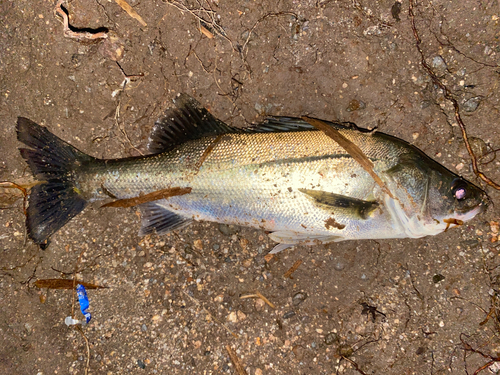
[1,0,500,374]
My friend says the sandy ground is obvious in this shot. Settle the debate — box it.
[1,0,500,374]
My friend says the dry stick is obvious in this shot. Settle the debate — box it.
[460,334,500,375]
[408,0,500,190]
[241,12,298,57]
[101,187,192,208]
[166,0,233,48]
[302,116,396,199]
[114,0,147,26]
[76,326,91,375]
[283,259,303,279]
[225,345,248,375]
[240,291,276,309]
[114,100,145,156]
[199,24,214,38]
[342,356,368,375]
[0,181,30,215]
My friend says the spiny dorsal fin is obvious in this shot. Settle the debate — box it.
[299,188,379,220]
[148,94,364,154]
[254,117,359,133]
[147,94,240,154]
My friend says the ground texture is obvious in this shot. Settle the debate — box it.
[1,0,500,374]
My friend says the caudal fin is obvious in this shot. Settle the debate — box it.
[17,117,94,244]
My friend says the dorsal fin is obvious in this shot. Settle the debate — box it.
[148,94,365,154]
[253,117,359,133]
[148,94,240,154]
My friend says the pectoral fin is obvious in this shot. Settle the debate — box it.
[299,188,379,220]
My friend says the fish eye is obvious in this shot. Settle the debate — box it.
[451,179,468,201]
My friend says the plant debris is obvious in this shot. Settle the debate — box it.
[101,187,192,208]
[225,345,247,375]
[283,259,303,279]
[114,0,147,27]
[240,291,276,309]
[34,279,107,290]
[302,116,396,199]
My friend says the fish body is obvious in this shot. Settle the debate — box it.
[17,94,488,251]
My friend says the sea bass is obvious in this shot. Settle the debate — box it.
[17,94,488,252]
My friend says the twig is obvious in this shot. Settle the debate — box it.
[408,0,500,190]
[460,333,500,375]
[166,0,233,47]
[240,291,276,309]
[225,345,248,375]
[114,0,147,26]
[114,101,145,156]
[283,259,303,279]
[34,279,107,289]
[341,356,368,375]
[76,326,91,375]
[0,181,30,215]
[199,24,214,38]
[113,61,145,97]
[241,12,297,57]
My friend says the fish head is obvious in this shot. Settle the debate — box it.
[425,170,489,227]
[385,153,489,237]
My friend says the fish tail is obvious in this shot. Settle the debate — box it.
[17,117,95,245]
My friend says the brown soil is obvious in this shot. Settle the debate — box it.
[1,0,500,374]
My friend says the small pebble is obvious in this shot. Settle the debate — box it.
[193,239,203,250]
[346,99,366,112]
[431,56,447,71]
[333,261,345,271]
[324,332,339,345]
[433,274,445,283]
[292,291,308,306]
[338,344,354,357]
[137,359,146,369]
[219,224,238,236]
[227,311,238,323]
[463,96,481,112]
[283,311,296,319]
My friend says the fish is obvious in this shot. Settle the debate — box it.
[17,94,489,252]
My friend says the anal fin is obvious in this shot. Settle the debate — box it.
[138,201,192,236]
[268,231,342,254]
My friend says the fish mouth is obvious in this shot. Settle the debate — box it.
[454,203,485,222]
